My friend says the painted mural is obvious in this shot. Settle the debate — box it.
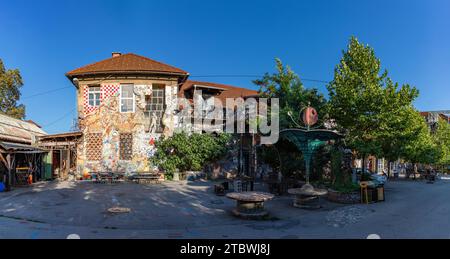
[77,81,179,175]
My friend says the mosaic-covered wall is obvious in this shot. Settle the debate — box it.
[76,78,179,175]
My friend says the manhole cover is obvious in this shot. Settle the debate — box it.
[107,207,131,213]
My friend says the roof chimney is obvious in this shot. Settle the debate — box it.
[112,52,122,58]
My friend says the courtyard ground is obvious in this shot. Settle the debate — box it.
[0,178,449,239]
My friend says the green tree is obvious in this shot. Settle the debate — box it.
[433,118,450,167]
[402,111,440,171]
[376,79,420,176]
[327,37,386,166]
[327,37,420,173]
[0,59,25,119]
[254,58,328,129]
[254,59,328,181]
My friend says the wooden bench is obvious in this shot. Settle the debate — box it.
[91,172,125,184]
[130,172,161,184]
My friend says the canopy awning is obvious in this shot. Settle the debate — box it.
[0,142,46,154]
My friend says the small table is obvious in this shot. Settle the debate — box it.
[288,184,328,209]
[226,192,274,219]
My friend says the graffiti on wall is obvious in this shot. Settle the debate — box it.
[78,83,178,175]
[83,84,120,115]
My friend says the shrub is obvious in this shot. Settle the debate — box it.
[151,132,232,178]
[331,147,343,183]
[329,146,357,193]
[331,182,360,193]
[258,139,305,180]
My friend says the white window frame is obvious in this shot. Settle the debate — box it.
[88,85,101,107]
[120,84,135,113]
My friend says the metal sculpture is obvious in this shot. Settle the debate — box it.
[281,105,344,184]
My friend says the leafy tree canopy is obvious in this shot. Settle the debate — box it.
[327,37,420,162]
[0,59,25,119]
[433,118,450,166]
[254,58,328,129]
[402,111,440,164]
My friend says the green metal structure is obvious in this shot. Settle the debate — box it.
[279,129,344,184]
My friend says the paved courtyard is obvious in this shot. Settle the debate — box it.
[0,178,449,239]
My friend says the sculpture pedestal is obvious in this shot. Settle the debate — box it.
[288,184,328,210]
[227,192,274,220]
[232,200,268,219]
[293,195,322,209]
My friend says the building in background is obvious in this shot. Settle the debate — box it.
[0,113,47,189]
[63,52,257,176]
[420,111,450,132]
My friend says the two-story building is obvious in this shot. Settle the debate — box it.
[63,52,257,176]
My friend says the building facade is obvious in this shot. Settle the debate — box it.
[420,111,450,132]
[65,53,257,175]
[0,113,48,188]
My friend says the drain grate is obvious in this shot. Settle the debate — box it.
[107,207,131,214]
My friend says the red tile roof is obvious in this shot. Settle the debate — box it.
[66,53,259,103]
[179,80,259,103]
[66,53,188,78]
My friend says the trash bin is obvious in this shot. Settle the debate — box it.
[366,186,385,202]
[369,188,377,203]
[376,186,385,202]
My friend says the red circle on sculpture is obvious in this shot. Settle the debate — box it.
[302,107,318,126]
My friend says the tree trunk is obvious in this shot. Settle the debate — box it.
[387,161,391,179]
[375,158,379,174]
[362,155,367,179]
[413,163,418,180]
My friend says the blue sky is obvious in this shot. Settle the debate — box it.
[0,0,449,133]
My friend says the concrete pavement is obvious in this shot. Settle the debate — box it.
[0,178,449,239]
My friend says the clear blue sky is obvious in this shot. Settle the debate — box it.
[0,0,449,133]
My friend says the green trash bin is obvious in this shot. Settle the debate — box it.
[43,152,53,180]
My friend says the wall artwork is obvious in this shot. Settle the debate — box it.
[83,84,120,115]
[85,133,103,161]
[78,82,178,175]
[119,133,133,160]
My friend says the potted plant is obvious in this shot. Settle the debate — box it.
[327,183,360,204]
